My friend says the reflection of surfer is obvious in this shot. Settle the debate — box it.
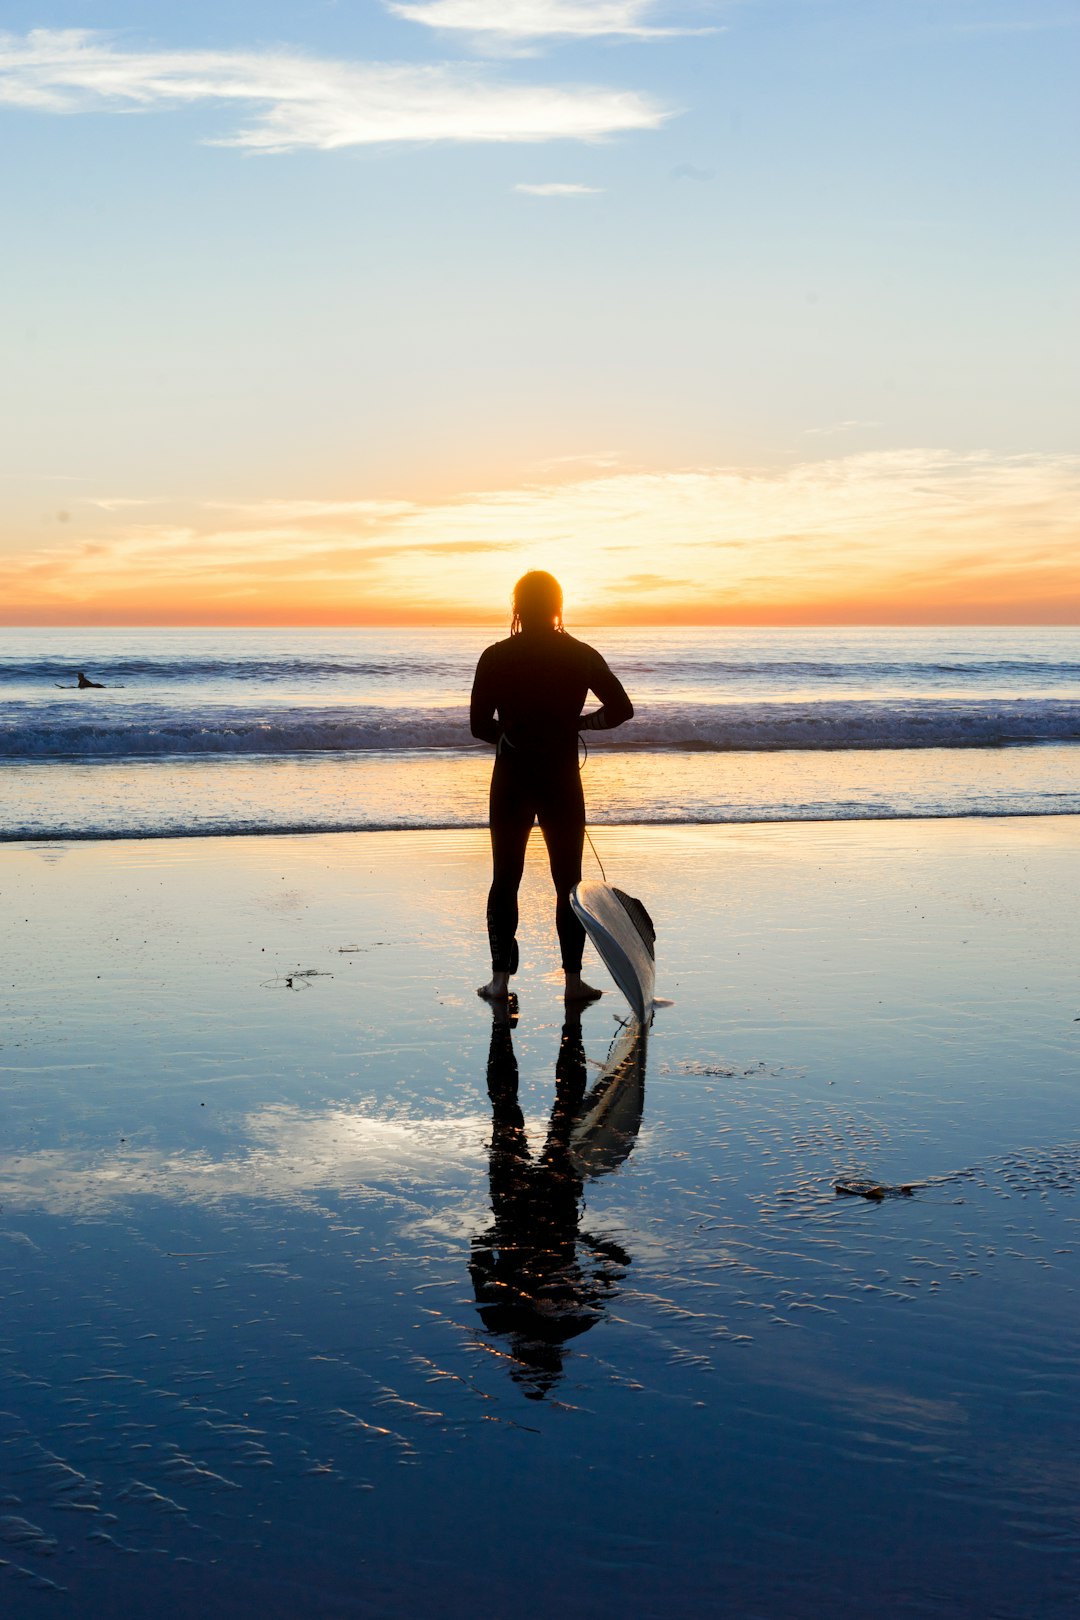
[55,671,106,689]
[471,571,634,1003]
[470,1007,632,1399]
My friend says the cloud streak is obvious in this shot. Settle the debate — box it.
[387,1,716,44]
[0,29,669,150]
[514,180,601,193]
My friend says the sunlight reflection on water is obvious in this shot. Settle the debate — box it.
[4,743,1080,840]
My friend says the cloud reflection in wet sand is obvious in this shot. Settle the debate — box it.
[0,1107,491,1217]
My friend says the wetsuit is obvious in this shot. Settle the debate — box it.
[470,629,633,973]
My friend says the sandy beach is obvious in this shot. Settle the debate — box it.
[2,818,1078,1617]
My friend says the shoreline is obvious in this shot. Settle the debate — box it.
[5,802,1080,845]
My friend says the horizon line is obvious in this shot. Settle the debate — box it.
[3,618,1080,631]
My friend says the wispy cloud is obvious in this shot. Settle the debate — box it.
[669,161,714,181]
[3,451,1079,625]
[803,419,880,438]
[532,449,625,470]
[0,29,669,150]
[387,1,717,45]
[514,180,601,194]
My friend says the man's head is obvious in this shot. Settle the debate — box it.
[512,571,563,634]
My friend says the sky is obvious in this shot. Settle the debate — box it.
[1,0,1077,626]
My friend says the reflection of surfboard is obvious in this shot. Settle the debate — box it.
[570,880,655,1022]
[569,1018,646,1181]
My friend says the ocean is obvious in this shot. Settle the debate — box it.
[4,630,1080,1617]
[3,624,1080,840]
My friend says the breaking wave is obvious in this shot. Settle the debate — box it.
[4,698,1080,761]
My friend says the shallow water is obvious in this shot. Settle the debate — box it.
[4,743,1080,841]
[1,822,1078,1617]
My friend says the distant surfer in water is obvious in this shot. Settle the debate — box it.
[54,671,106,689]
[470,570,634,1002]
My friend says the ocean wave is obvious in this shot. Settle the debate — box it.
[623,658,1080,683]
[0,656,466,684]
[6,654,1080,687]
[3,699,1080,760]
[0,704,471,758]
[626,700,1080,751]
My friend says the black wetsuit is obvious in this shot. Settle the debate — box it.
[470,629,633,973]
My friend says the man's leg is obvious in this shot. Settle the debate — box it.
[538,768,601,1001]
[480,760,533,998]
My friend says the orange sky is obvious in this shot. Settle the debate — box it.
[3,451,1078,626]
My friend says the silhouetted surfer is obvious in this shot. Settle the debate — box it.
[471,572,634,1002]
[55,671,106,689]
[470,1006,630,1399]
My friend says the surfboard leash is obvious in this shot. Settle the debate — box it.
[578,730,608,881]
[584,825,607,882]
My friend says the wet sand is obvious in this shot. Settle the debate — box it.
[1,819,1078,1618]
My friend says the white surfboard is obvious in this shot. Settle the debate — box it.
[570,880,656,1022]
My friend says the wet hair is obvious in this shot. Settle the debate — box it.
[511,571,564,635]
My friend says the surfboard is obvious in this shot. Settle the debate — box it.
[568,1017,646,1181]
[570,880,656,1022]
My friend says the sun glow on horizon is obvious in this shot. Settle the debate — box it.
[2,450,1079,628]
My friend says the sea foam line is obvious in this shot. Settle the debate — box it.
[5,803,1080,844]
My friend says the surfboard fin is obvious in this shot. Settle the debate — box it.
[610,889,656,959]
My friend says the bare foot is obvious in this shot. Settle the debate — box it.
[478,971,511,1001]
[564,972,603,1003]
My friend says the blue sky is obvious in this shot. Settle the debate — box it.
[1,1,1077,622]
